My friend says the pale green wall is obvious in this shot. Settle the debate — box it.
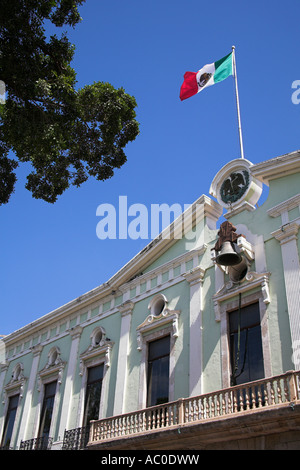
[1,169,299,448]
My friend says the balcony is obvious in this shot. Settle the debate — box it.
[19,436,53,450]
[62,425,90,450]
[87,370,300,450]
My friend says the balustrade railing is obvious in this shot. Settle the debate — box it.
[19,436,53,450]
[89,370,300,446]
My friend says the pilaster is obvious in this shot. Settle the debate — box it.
[17,344,43,445]
[58,326,83,437]
[113,301,134,415]
[272,222,300,368]
[183,266,205,397]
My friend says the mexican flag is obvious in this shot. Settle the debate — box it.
[180,52,233,101]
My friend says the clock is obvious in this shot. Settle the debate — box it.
[209,159,263,213]
[219,169,250,204]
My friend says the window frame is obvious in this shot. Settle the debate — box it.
[1,393,20,449]
[219,290,271,388]
[77,330,113,427]
[0,363,26,449]
[146,335,171,407]
[34,348,65,443]
[228,301,265,386]
[37,380,58,442]
[137,323,178,410]
[82,364,104,427]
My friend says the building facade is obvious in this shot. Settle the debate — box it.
[1,151,300,450]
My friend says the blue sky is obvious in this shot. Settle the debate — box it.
[1,0,299,334]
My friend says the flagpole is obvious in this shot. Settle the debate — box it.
[232,45,245,159]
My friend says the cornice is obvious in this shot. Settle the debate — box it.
[118,301,134,317]
[267,194,300,218]
[251,150,300,185]
[108,195,221,288]
[183,266,205,285]
[3,195,220,346]
[271,221,299,245]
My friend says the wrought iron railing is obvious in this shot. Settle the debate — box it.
[20,436,53,450]
[0,443,13,450]
[88,370,300,446]
[62,425,90,450]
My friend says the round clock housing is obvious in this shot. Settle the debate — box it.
[209,159,263,213]
[219,169,250,204]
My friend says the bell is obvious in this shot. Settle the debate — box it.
[215,241,242,266]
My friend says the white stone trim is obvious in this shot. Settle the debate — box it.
[17,345,43,445]
[251,150,300,185]
[136,296,180,409]
[0,363,27,448]
[213,271,271,322]
[267,193,300,221]
[183,266,205,397]
[113,301,134,415]
[77,338,113,426]
[271,222,300,369]
[58,326,82,436]
[3,246,207,362]
[218,290,272,388]
[33,354,65,443]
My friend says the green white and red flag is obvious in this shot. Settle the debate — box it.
[180,52,233,101]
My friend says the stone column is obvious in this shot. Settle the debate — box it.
[58,326,83,437]
[183,266,205,397]
[17,344,43,444]
[113,301,134,415]
[272,222,300,368]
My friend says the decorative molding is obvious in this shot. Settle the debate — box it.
[136,308,181,351]
[251,150,300,185]
[3,245,207,356]
[183,266,205,286]
[79,340,114,375]
[89,326,107,349]
[271,221,299,245]
[69,325,83,340]
[37,348,65,391]
[267,194,300,219]
[2,363,27,404]
[118,301,134,317]
[213,271,271,322]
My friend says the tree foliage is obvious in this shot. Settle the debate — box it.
[0,0,139,204]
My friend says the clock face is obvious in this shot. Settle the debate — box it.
[220,170,250,204]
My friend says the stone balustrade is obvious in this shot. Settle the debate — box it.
[88,370,300,447]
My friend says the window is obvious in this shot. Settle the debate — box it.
[83,364,104,426]
[148,294,167,317]
[147,336,170,407]
[38,381,57,443]
[229,302,264,386]
[1,394,19,449]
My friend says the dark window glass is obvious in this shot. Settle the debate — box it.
[83,364,104,426]
[1,394,19,448]
[229,302,264,386]
[147,336,170,407]
[38,381,57,440]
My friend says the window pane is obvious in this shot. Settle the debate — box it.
[83,364,104,426]
[229,303,264,385]
[148,335,170,361]
[1,394,19,448]
[38,381,57,440]
[147,336,170,407]
[87,365,103,384]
